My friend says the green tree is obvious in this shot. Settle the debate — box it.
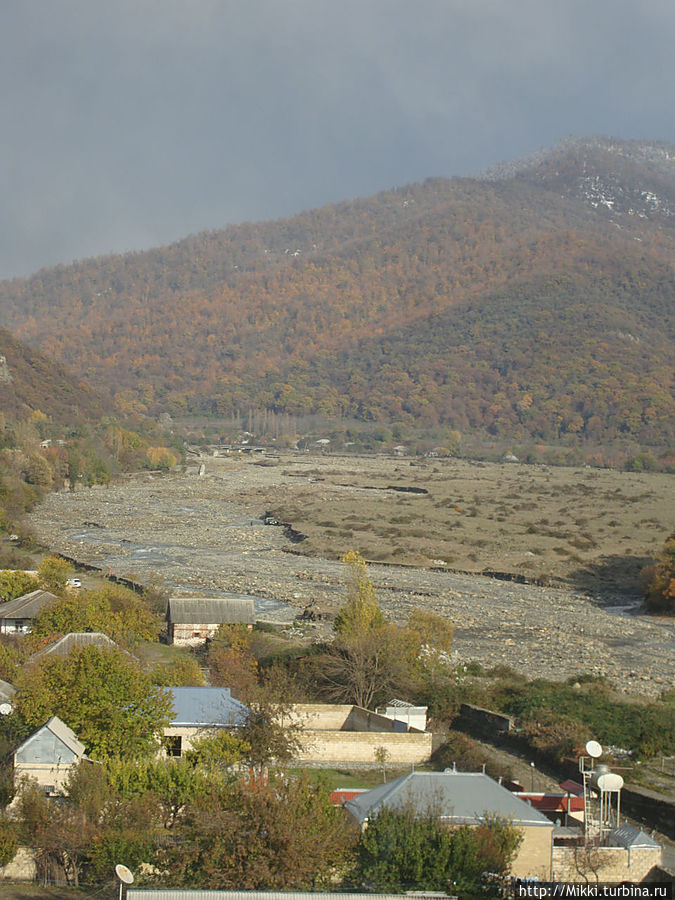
[37,555,72,594]
[334,550,386,637]
[152,653,206,686]
[0,569,39,602]
[354,806,522,893]
[16,645,172,759]
[31,583,162,645]
[0,815,18,867]
[239,679,302,778]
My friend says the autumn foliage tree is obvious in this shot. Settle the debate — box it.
[16,645,172,759]
[644,533,675,614]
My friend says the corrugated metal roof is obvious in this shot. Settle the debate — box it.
[30,632,123,661]
[0,589,57,620]
[609,824,661,849]
[128,892,426,900]
[0,678,16,702]
[345,771,553,828]
[167,596,256,625]
[167,687,248,727]
[16,715,86,759]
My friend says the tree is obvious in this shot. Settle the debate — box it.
[319,552,421,708]
[37,555,72,594]
[0,815,18,868]
[239,675,302,777]
[354,806,522,893]
[206,624,259,700]
[152,654,206,686]
[644,533,675,614]
[16,645,172,759]
[0,569,39,602]
[334,550,386,637]
[106,756,217,829]
[31,583,162,646]
[168,774,356,889]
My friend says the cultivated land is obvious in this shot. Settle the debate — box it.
[25,452,675,697]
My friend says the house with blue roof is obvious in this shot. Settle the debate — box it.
[162,686,249,758]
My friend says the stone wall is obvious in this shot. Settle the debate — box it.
[458,703,514,735]
[294,729,433,765]
[553,845,663,883]
[289,703,423,734]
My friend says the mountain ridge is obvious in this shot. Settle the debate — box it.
[0,136,673,446]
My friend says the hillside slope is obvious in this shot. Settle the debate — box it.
[0,136,673,445]
[0,326,106,424]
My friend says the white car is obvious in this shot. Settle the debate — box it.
[66,577,82,588]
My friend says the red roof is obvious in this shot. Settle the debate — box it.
[515,792,585,813]
[330,789,368,805]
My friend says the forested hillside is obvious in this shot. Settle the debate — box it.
[0,136,673,446]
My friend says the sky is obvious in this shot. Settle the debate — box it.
[2,0,675,280]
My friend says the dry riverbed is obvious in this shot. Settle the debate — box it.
[26,453,675,698]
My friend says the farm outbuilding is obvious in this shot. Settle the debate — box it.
[166,595,256,646]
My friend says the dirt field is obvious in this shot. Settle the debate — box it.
[237,452,674,594]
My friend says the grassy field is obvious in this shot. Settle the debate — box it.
[244,453,675,594]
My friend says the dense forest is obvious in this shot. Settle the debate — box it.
[0,136,673,447]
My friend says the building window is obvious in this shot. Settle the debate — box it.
[164,736,182,757]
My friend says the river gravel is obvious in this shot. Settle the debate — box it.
[26,461,675,698]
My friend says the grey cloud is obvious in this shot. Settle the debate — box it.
[1,1,674,278]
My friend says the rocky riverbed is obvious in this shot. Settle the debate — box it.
[26,456,675,698]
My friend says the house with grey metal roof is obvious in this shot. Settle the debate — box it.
[344,770,554,880]
[0,677,16,713]
[14,715,88,794]
[162,686,249,758]
[0,589,57,634]
[28,631,126,662]
[128,893,437,900]
[167,595,256,646]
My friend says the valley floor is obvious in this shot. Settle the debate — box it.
[25,454,675,698]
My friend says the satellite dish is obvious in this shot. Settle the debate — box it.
[0,703,12,716]
[115,864,134,885]
[585,740,603,758]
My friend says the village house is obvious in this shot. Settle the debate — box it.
[344,770,555,880]
[162,686,248,758]
[0,589,57,634]
[28,631,127,663]
[13,715,88,795]
[166,595,256,646]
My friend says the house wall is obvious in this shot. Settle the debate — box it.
[13,762,75,793]
[0,619,29,634]
[171,622,253,646]
[552,845,662,883]
[171,623,221,646]
[510,825,554,880]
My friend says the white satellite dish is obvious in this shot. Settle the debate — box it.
[115,864,134,885]
[0,703,12,716]
[585,740,603,758]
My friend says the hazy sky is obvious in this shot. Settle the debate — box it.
[2,0,674,280]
